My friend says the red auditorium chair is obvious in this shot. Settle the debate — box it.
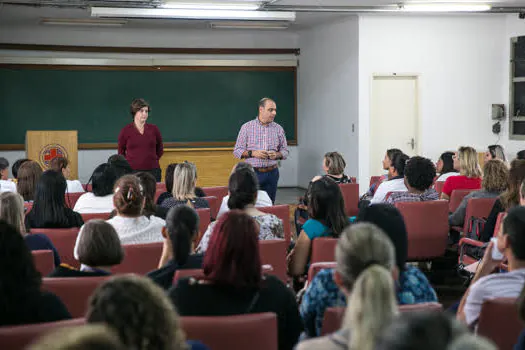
[29,228,80,268]
[369,176,382,188]
[112,242,163,275]
[311,238,338,264]
[154,183,167,203]
[32,250,55,276]
[203,196,220,219]
[339,183,359,217]
[64,192,84,209]
[42,277,109,318]
[451,197,497,234]
[0,318,85,350]
[394,201,449,261]
[307,262,337,283]
[181,313,278,350]
[203,186,229,204]
[195,208,211,244]
[258,205,291,245]
[258,239,288,283]
[434,181,445,196]
[477,298,522,350]
[80,212,111,222]
[448,189,475,213]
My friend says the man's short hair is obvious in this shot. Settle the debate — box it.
[391,153,409,177]
[503,206,525,260]
[0,157,9,171]
[258,97,275,109]
[404,156,436,191]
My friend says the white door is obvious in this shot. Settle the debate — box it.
[370,75,419,177]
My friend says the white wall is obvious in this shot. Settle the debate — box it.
[297,16,359,188]
[358,15,507,187]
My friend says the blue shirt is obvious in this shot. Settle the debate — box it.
[300,265,438,337]
[25,233,61,267]
[302,219,333,240]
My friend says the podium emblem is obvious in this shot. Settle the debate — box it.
[40,144,68,169]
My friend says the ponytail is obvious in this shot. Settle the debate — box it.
[113,175,143,217]
[345,264,398,350]
[172,220,193,266]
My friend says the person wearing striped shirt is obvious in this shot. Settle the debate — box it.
[233,97,289,203]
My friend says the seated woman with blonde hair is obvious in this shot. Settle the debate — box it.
[160,162,209,210]
[441,146,482,200]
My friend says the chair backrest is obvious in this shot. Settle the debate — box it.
[461,197,498,234]
[449,189,475,213]
[395,201,449,261]
[42,277,109,318]
[195,208,211,244]
[64,192,84,209]
[29,228,80,268]
[321,302,444,336]
[156,182,167,192]
[85,184,92,192]
[80,212,111,223]
[258,240,288,283]
[370,175,382,188]
[434,181,445,196]
[203,186,229,204]
[173,268,205,285]
[339,183,359,217]
[307,262,337,283]
[477,298,523,350]
[181,313,278,350]
[0,318,85,350]
[311,237,338,265]
[257,205,291,245]
[203,196,220,219]
[32,250,55,276]
[350,177,357,183]
[112,242,163,275]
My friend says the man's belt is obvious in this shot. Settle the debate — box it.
[254,165,278,173]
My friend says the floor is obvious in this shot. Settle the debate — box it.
[275,187,305,206]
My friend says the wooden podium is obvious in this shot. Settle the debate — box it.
[26,131,78,180]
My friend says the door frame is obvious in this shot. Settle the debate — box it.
[369,73,421,176]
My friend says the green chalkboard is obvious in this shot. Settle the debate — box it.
[0,66,296,146]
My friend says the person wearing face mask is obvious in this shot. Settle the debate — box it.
[233,97,289,204]
[118,98,164,182]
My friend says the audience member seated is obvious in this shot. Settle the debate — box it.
[107,154,133,179]
[28,324,125,350]
[136,171,168,219]
[296,223,398,349]
[156,163,177,205]
[50,220,123,277]
[198,166,283,252]
[148,206,204,290]
[362,148,402,199]
[436,151,459,182]
[11,158,29,180]
[457,206,525,327]
[287,177,350,277]
[169,210,302,350]
[25,170,84,230]
[518,150,525,161]
[0,157,16,193]
[160,162,209,210]
[441,146,482,200]
[449,160,508,227]
[74,163,118,214]
[75,175,164,257]
[370,152,409,204]
[300,204,437,337]
[217,162,272,217]
[87,275,208,350]
[49,156,84,193]
[478,159,525,243]
[386,156,438,204]
[376,312,496,350]
[0,220,71,326]
[485,144,507,163]
[17,160,43,201]
[0,192,60,266]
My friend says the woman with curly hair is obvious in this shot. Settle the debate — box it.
[87,274,207,350]
[0,220,70,326]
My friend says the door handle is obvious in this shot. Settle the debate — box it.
[407,138,415,150]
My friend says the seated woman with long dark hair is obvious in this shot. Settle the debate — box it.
[148,206,204,289]
[74,163,118,214]
[435,151,458,182]
[136,171,168,219]
[17,160,43,202]
[0,220,71,326]
[169,211,303,350]
[25,170,84,230]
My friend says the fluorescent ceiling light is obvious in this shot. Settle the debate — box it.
[210,21,289,29]
[161,2,261,10]
[401,3,491,12]
[40,18,128,26]
[91,7,296,21]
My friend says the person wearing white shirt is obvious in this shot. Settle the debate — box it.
[74,163,117,214]
[0,157,16,193]
[435,151,459,182]
[370,153,409,204]
[49,156,85,193]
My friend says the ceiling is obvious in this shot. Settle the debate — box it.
[1,0,525,30]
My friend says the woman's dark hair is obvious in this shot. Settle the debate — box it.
[386,148,402,162]
[17,161,43,201]
[439,152,455,174]
[107,155,133,179]
[130,98,150,119]
[166,206,199,266]
[517,150,525,160]
[404,156,436,191]
[90,163,118,197]
[357,204,408,271]
[11,158,29,179]
[77,220,124,267]
[227,168,258,210]
[49,156,68,173]
[501,159,525,210]
[0,220,42,326]
[31,170,70,228]
[164,163,177,194]
[391,153,409,177]
[203,210,261,288]
[135,172,157,218]
[307,177,349,237]
[113,175,143,217]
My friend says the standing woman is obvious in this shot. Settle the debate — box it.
[118,98,164,182]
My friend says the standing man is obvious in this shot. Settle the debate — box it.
[233,97,289,204]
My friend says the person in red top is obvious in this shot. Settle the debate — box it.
[441,146,482,200]
[118,98,164,182]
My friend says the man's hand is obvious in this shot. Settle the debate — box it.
[268,151,281,160]
[252,150,269,159]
